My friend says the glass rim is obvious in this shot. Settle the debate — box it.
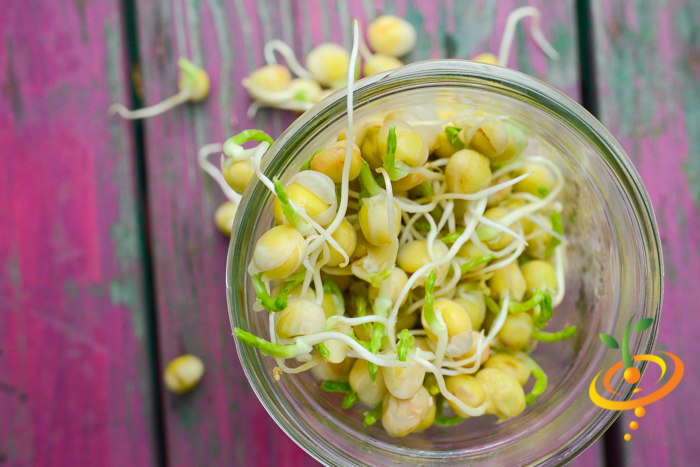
[227,59,663,466]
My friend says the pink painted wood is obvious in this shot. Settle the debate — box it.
[592,1,700,465]
[0,0,158,466]
[132,0,600,465]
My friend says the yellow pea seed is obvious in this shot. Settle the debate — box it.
[359,195,402,246]
[476,368,526,419]
[252,225,306,280]
[276,298,326,339]
[223,159,255,194]
[521,260,558,298]
[445,149,492,194]
[325,219,357,267]
[488,261,526,302]
[214,201,238,236]
[349,359,387,406]
[273,183,330,224]
[306,43,350,87]
[247,64,292,92]
[513,162,556,196]
[368,15,417,57]
[310,142,363,183]
[164,354,205,394]
[471,53,498,64]
[483,353,531,386]
[497,313,533,351]
[444,374,485,418]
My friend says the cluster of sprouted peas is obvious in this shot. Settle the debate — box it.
[110,7,573,436]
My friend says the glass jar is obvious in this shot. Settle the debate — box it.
[227,60,662,466]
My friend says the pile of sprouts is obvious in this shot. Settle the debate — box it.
[226,19,574,436]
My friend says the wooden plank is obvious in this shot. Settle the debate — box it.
[591,0,700,465]
[0,0,159,466]
[132,0,597,465]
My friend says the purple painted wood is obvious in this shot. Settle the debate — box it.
[132,0,599,465]
[592,1,700,465]
[0,1,158,466]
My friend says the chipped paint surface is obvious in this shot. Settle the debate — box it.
[0,0,157,465]
[593,0,700,465]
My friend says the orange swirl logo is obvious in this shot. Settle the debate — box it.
[589,316,684,441]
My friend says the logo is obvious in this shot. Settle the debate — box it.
[589,316,684,441]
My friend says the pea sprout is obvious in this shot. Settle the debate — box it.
[110,59,209,119]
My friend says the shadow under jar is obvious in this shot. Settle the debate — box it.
[226,60,663,467]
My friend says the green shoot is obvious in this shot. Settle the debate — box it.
[280,270,306,295]
[223,129,275,156]
[532,294,553,329]
[434,394,464,426]
[349,329,372,350]
[368,322,385,383]
[417,181,434,197]
[252,273,287,312]
[320,379,358,409]
[536,186,550,198]
[320,381,351,393]
[342,391,358,409]
[370,269,392,288]
[545,211,563,257]
[273,177,309,231]
[233,328,304,358]
[413,221,431,232]
[423,374,440,396]
[531,325,576,342]
[422,269,444,334]
[177,58,203,90]
[383,126,410,180]
[508,291,546,314]
[445,126,464,150]
[300,147,324,172]
[359,160,385,202]
[440,230,463,244]
[364,401,383,426]
[316,343,330,358]
[483,295,501,314]
[460,254,496,275]
[517,354,548,405]
[355,292,370,332]
[397,329,415,362]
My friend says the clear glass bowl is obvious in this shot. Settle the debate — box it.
[227,60,663,466]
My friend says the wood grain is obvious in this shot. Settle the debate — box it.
[131,0,599,465]
[591,1,700,465]
[0,0,158,466]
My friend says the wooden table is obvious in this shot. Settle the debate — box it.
[1,0,697,465]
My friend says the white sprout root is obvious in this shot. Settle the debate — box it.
[109,88,192,120]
